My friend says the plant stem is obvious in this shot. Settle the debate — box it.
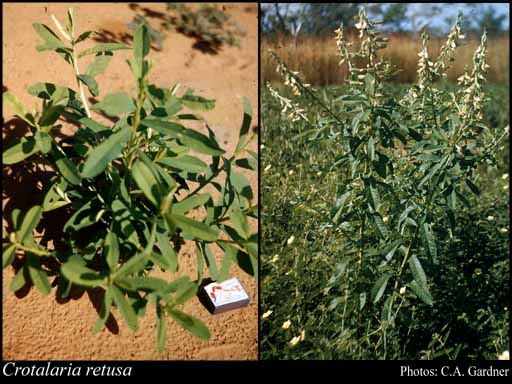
[70,42,91,118]
[17,244,53,257]
[188,156,233,197]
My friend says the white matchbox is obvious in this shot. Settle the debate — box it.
[202,278,250,314]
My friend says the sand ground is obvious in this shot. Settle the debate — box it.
[2,2,258,360]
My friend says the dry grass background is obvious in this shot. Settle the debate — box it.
[262,32,509,86]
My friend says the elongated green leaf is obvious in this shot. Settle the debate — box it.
[235,96,253,154]
[156,305,167,352]
[33,23,65,49]
[167,308,210,340]
[369,179,380,211]
[158,155,208,173]
[10,265,27,292]
[180,94,215,111]
[134,25,151,63]
[114,222,156,279]
[373,214,389,238]
[230,205,250,240]
[54,155,82,185]
[465,178,480,195]
[173,279,198,304]
[27,253,51,295]
[3,137,39,165]
[78,43,130,58]
[359,292,367,310]
[230,172,253,201]
[34,131,52,154]
[75,30,94,44]
[371,274,391,304]
[141,119,224,156]
[173,193,211,216]
[78,74,99,97]
[78,117,109,133]
[409,255,427,289]
[368,137,375,161]
[124,276,168,292]
[420,222,437,262]
[28,83,77,104]
[92,92,135,117]
[409,280,434,306]
[93,288,113,334]
[218,245,234,282]
[173,214,219,241]
[131,159,162,207]
[156,231,178,273]
[105,231,120,271]
[85,55,112,78]
[61,255,107,287]
[18,206,42,243]
[203,244,219,281]
[3,91,35,126]
[81,125,130,178]
[111,285,138,331]
[63,201,96,232]
[3,244,16,269]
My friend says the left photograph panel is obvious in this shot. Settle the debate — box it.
[2,2,258,360]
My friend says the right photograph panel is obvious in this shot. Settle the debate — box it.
[260,3,510,360]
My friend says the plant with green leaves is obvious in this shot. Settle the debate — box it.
[3,8,257,352]
[266,8,507,356]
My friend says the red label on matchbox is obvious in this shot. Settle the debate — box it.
[203,278,250,314]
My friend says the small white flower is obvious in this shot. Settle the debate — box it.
[264,164,272,172]
[262,310,273,319]
[260,144,265,150]
[287,235,295,245]
[502,173,508,180]
[271,254,280,263]
[400,286,406,295]
[290,335,301,347]
[317,171,322,176]
[289,170,294,176]
[383,216,389,223]
[504,184,509,190]
[498,351,509,360]
[300,330,305,341]
[487,215,494,221]
[282,320,291,329]
[500,228,508,234]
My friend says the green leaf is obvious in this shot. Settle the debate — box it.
[230,205,250,240]
[10,265,27,292]
[114,222,156,279]
[27,253,51,296]
[63,201,97,232]
[173,279,198,304]
[373,214,389,238]
[371,274,391,304]
[180,94,215,111]
[367,178,380,211]
[93,288,113,334]
[78,117,109,133]
[131,159,162,208]
[75,30,94,44]
[81,125,131,178]
[78,74,99,97]
[359,292,367,310]
[465,178,480,195]
[173,214,219,241]
[92,93,135,117]
[3,244,16,269]
[368,137,375,161]
[173,193,211,215]
[105,231,120,271]
[203,244,219,281]
[123,276,168,292]
[409,255,427,289]
[3,137,39,165]
[409,280,433,306]
[141,119,224,156]
[78,43,130,58]
[218,245,234,282]
[420,222,437,262]
[53,153,82,185]
[3,91,34,126]
[156,231,178,273]
[230,172,253,201]
[158,155,208,173]
[86,54,113,77]
[35,131,52,154]
[134,25,151,63]
[61,255,107,287]
[156,305,167,352]
[235,96,253,154]
[33,23,65,49]
[111,284,138,331]
[167,308,210,340]
[18,205,43,243]
[27,83,77,104]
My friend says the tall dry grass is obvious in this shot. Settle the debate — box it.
[262,32,509,86]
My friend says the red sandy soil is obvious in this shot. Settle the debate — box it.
[2,3,258,360]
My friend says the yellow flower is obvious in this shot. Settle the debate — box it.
[502,173,508,180]
[282,320,291,329]
[262,310,273,319]
[271,254,280,263]
[399,286,406,295]
[260,144,265,150]
[500,228,508,234]
[383,216,389,223]
[264,164,272,173]
[487,215,494,221]
[289,170,294,176]
[498,351,509,360]
[287,235,295,245]
[300,330,305,341]
[504,184,509,190]
[290,336,301,347]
